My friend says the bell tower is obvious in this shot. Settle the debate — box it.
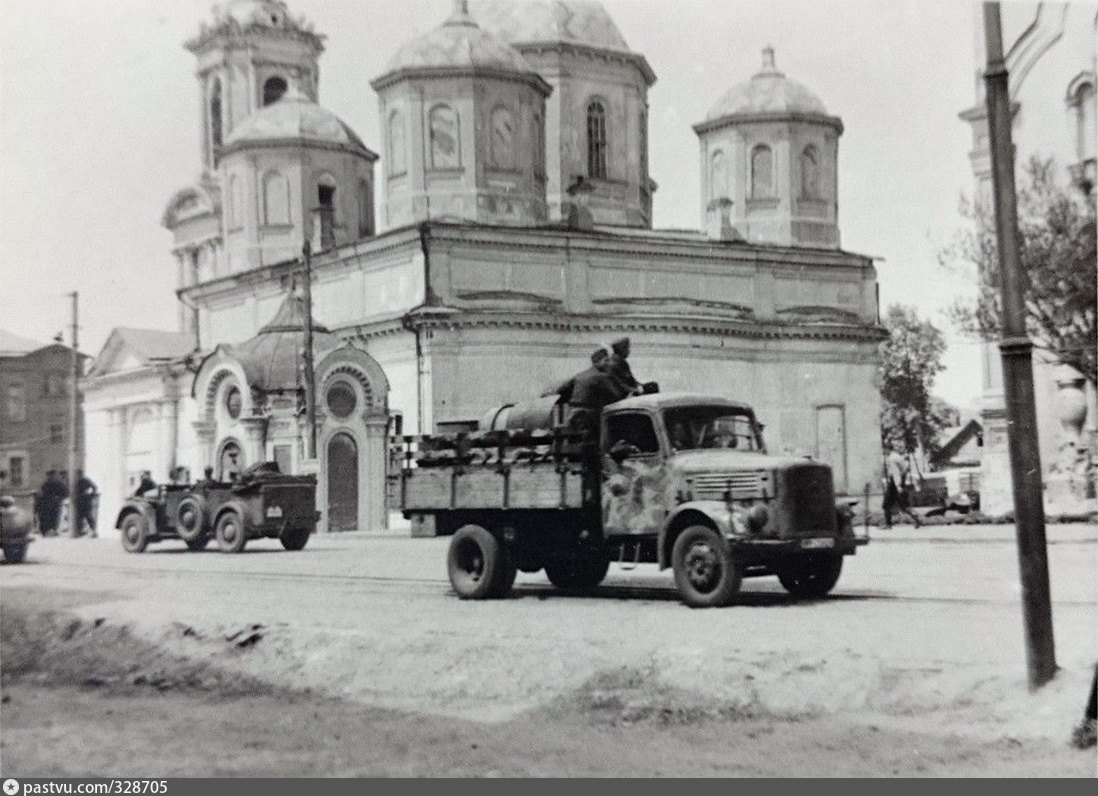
[185,0,325,171]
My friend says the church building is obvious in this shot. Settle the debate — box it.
[83,0,887,534]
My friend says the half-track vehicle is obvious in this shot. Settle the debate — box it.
[116,462,317,554]
[392,393,867,607]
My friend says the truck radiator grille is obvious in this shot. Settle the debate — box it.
[785,465,836,533]
[688,471,763,500]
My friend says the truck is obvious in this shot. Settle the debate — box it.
[392,392,867,607]
[116,462,317,554]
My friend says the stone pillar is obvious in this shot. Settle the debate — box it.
[363,415,390,532]
[193,420,216,469]
[240,416,268,465]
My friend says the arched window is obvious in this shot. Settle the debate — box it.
[800,145,820,199]
[429,104,459,169]
[262,170,291,225]
[209,79,223,152]
[358,179,374,238]
[534,112,545,175]
[263,76,288,106]
[751,144,773,198]
[316,173,336,210]
[1073,81,1096,162]
[490,106,515,169]
[388,110,406,175]
[709,150,727,200]
[586,101,607,179]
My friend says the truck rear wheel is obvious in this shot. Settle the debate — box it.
[777,554,842,598]
[545,547,610,590]
[447,524,515,599]
[672,525,741,608]
[120,513,149,553]
[2,543,28,563]
[214,510,247,554]
[280,527,310,551]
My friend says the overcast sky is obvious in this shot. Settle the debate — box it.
[1,0,990,407]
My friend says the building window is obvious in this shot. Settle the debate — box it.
[388,111,406,175]
[429,104,459,169]
[209,79,223,152]
[533,112,544,175]
[5,382,26,422]
[262,170,291,225]
[8,456,24,487]
[586,101,607,179]
[225,386,242,419]
[50,423,64,444]
[800,145,820,199]
[709,149,727,200]
[751,144,773,198]
[326,382,357,419]
[263,75,288,106]
[358,179,374,238]
[490,106,515,170]
[43,373,66,396]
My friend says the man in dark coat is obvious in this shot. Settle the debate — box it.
[73,470,98,538]
[133,471,158,498]
[608,337,642,397]
[562,347,628,432]
[37,471,68,536]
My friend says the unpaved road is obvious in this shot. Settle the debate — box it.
[2,524,1096,777]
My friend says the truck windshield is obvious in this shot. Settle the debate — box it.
[664,407,761,452]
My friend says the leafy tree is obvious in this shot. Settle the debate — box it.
[940,156,1097,385]
[879,304,949,465]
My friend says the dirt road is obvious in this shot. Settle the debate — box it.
[2,525,1096,776]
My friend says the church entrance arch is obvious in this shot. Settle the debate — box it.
[217,438,244,481]
[327,432,358,532]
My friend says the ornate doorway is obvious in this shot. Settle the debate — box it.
[218,439,243,481]
[327,432,358,532]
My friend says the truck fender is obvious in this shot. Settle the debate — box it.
[658,501,740,570]
[115,500,159,536]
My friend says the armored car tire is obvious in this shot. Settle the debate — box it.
[280,527,310,551]
[2,543,27,563]
[777,553,843,599]
[672,525,742,608]
[175,496,209,543]
[447,524,516,599]
[544,547,610,590]
[214,510,247,554]
[120,513,150,553]
[185,536,210,551]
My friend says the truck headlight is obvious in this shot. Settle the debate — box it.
[746,504,769,533]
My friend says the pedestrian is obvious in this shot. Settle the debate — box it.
[73,469,98,538]
[882,445,921,528]
[36,471,68,536]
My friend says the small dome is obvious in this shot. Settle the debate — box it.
[707,47,828,121]
[470,0,631,53]
[381,0,535,76]
[215,0,294,30]
[225,88,371,153]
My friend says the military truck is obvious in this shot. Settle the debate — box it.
[116,463,317,554]
[392,393,867,607]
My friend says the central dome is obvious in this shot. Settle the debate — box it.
[469,0,632,52]
[225,88,370,153]
[381,0,535,76]
[707,47,828,121]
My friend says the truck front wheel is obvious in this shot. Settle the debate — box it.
[672,525,741,608]
[120,513,149,554]
[280,527,310,551]
[447,524,515,599]
[215,511,247,554]
[777,554,842,598]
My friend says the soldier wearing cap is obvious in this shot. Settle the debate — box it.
[609,337,643,396]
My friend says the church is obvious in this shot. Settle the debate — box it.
[83,0,886,534]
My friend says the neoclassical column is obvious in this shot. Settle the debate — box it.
[363,415,390,531]
[192,420,216,469]
[240,416,269,465]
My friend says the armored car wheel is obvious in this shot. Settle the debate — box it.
[185,536,210,551]
[447,524,515,599]
[120,513,149,553]
[777,554,843,598]
[280,527,310,551]
[214,510,247,554]
[672,525,742,608]
[2,543,28,563]
[175,496,209,543]
[544,547,610,590]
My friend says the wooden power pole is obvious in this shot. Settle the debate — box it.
[68,291,80,535]
[982,2,1057,689]
[301,240,318,460]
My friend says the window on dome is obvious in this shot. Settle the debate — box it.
[800,146,820,199]
[429,105,459,169]
[534,112,545,176]
[490,107,515,170]
[751,145,773,198]
[263,76,288,106]
[388,111,406,175]
[358,179,374,238]
[209,79,223,155]
[317,180,335,208]
[263,170,291,225]
[587,101,607,179]
[709,150,727,200]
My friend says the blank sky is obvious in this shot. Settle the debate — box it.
[1,0,989,407]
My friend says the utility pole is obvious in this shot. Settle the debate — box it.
[301,240,318,460]
[68,291,80,536]
[982,2,1056,689]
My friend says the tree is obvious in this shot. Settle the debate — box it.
[879,304,949,465]
[940,156,1097,385]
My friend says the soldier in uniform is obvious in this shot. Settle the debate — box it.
[565,347,628,431]
[608,337,643,396]
[73,470,98,538]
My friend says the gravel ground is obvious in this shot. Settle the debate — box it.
[1,523,1096,777]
